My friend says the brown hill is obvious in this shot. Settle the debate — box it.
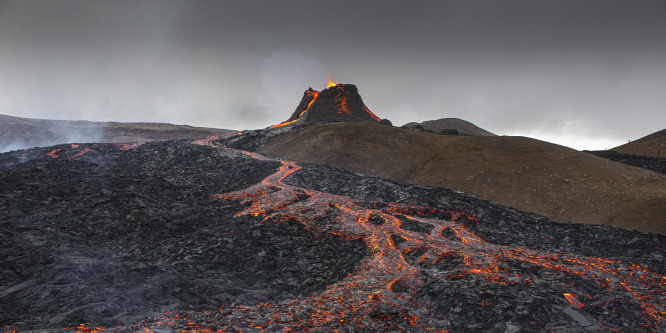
[259,122,666,236]
[402,118,497,136]
[0,114,233,152]
[612,128,666,158]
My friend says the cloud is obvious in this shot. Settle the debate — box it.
[0,0,664,149]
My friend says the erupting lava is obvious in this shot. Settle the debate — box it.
[326,73,336,89]
[270,80,382,128]
[45,134,661,332]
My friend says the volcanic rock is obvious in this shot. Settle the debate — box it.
[0,136,664,332]
[285,88,318,122]
[439,128,460,136]
[586,150,666,175]
[0,141,366,329]
[380,118,393,126]
[279,84,382,126]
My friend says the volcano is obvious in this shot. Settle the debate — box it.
[273,84,387,127]
[1,83,665,332]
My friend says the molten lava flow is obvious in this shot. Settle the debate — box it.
[67,148,95,159]
[362,104,382,122]
[43,143,149,160]
[64,324,105,333]
[333,86,351,115]
[117,142,146,151]
[563,293,584,308]
[46,149,61,159]
[98,135,663,332]
[45,147,95,159]
[45,133,664,332]
[270,90,320,128]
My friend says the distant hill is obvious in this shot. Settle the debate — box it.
[0,114,234,152]
[259,122,666,235]
[612,128,666,158]
[401,118,496,136]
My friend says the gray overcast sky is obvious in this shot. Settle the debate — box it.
[1,0,665,150]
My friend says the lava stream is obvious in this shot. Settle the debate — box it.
[130,136,664,332]
[54,134,664,332]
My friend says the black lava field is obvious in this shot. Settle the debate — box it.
[1,135,665,332]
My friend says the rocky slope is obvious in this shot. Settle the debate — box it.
[1,136,664,332]
[257,122,666,236]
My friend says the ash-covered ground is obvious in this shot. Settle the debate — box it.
[1,137,665,332]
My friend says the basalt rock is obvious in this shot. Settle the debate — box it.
[285,88,318,122]
[0,141,366,330]
[380,118,393,126]
[0,137,664,332]
[280,84,382,126]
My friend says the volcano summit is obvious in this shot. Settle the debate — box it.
[273,83,387,127]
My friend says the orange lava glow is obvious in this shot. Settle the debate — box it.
[326,79,336,89]
[117,142,146,151]
[334,87,351,115]
[46,149,61,158]
[270,90,320,128]
[40,133,664,332]
[45,147,96,159]
[116,136,661,331]
[326,73,336,89]
[563,293,584,308]
[67,148,95,159]
[63,324,106,333]
[362,104,382,122]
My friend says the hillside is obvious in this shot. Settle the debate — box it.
[0,114,233,153]
[402,117,497,136]
[259,122,666,235]
[612,128,666,158]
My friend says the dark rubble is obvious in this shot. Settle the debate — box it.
[586,150,666,175]
[0,142,365,330]
[282,84,381,125]
[0,137,664,332]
